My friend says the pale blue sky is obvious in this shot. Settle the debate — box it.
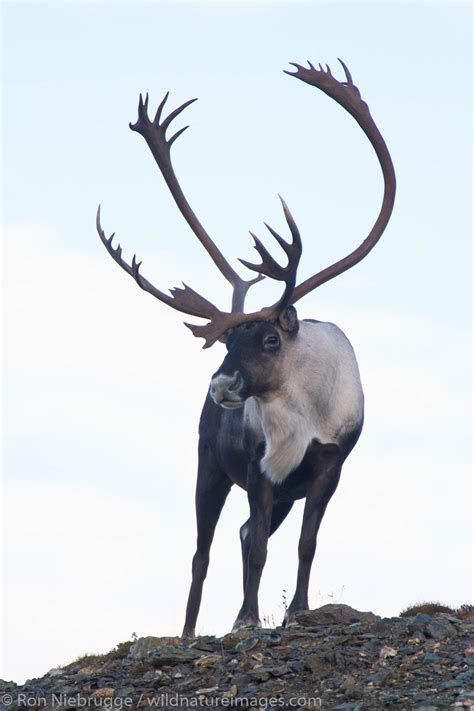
[2,0,472,684]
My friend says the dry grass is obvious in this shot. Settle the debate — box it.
[63,641,133,669]
[400,601,474,619]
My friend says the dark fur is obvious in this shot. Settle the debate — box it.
[182,317,362,636]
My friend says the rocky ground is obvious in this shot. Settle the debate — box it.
[1,605,473,710]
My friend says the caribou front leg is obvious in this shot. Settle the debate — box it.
[182,442,233,639]
[233,460,274,630]
[284,442,342,626]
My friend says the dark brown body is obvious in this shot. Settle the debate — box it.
[182,317,364,636]
[96,59,395,639]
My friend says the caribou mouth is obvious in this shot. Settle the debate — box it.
[219,399,244,410]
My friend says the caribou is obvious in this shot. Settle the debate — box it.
[97,59,396,636]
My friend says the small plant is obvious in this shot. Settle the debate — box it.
[63,641,134,670]
[106,640,133,660]
[454,604,474,620]
[316,585,346,606]
[66,653,103,668]
[282,589,288,614]
[262,613,276,628]
[400,601,456,617]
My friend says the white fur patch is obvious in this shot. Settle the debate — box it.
[244,321,364,484]
[240,522,250,542]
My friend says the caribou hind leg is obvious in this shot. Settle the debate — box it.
[283,441,343,626]
[239,500,294,593]
[182,449,232,638]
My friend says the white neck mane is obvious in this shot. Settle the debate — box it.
[244,321,364,484]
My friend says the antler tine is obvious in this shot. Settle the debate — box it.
[153,91,169,124]
[97,205,267,348]
[283,59,396,305]
[239,197,301,275]
[238,197,302,312]
[97,205,229,323]
[240,232,283,278]
[338,58,355,89]
[128,91,262,314]
[97,205,134,279]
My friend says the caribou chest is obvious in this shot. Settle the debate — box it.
[244,320,364,484]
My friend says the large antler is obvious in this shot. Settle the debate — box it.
[97,93,300,347]
[97,195,301,347]
[285,59,396,304]
[129,93,265,312]
[97,60,395,348]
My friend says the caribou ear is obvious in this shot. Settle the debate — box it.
[278,306,299,334]
[218,328,234,344]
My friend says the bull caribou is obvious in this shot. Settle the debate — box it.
[97,59,395,636]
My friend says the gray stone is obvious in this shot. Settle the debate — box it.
[425,619,457,639]
[439,679,462,689]
[128,636,163,660]
[234,637,260,653]
[189,636,218,652]
[406,613,433,632]
[266,633,282,646]
[423,652,441,663]
[295,604,381,627]
[147,645,203,665]
[46,668,64,678]
[265,664,291,676]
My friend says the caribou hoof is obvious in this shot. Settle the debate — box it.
[232,617,262,633]
[181,627,196,639]
[282,608,305,627]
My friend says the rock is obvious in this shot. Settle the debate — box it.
[146,645,203,665]
[248,669,270,682]
[423,652,441,663]
[90,687,114,698]
[266,632,282,646]
[45,668,64,678]
[439,679,462,689]
[367,669,391,686]
[303,653,328,673]
[296,604,381,626]
[234,637,260,653]
[406,613,433,631]
[128,636,164,659]
[379,645,398,659]
[195,685,219,695]
[340,674,357,689]
[222,684,238,698]
[3,603,472,711]
[267,664,290,676]
[425,619,458,639]
[194,654,222,668]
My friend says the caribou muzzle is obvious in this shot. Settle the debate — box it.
[210,371,245,409]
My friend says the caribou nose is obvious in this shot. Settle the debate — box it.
[209,371,244,408]
[227,371,243,392]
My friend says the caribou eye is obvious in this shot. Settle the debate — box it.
[264,334,280,350]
